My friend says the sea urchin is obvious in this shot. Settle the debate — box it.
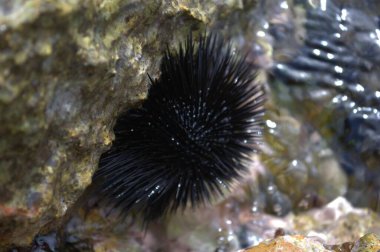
[92,33,265,221]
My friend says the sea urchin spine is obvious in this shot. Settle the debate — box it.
[92,33,265,221]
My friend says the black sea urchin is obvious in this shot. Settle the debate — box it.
[92,34,265,221]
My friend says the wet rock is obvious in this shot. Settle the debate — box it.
[31,233,57,252]
[351,233,380,252]
[59,195,378,251]
[226,196,379,251]
[259,100,347,213]
[268,0,380,211]
[239,235,331,252]
[240,233,380,252]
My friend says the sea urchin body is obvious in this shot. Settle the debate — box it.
[92,34,265,221]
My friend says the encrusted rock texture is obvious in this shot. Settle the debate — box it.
[0,0,254,248]
[241,233,380,252]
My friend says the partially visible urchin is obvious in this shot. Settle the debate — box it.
[92,33,265,222]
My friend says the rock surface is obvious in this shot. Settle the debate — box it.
[56,194,380,251]
[269,0,380,210]
[241,233,380,252]
[240,235,331,252]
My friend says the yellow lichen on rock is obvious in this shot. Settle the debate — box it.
[240,235,331,252]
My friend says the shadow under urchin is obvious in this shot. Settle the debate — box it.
[91,33,265,222]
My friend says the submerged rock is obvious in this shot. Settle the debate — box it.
[268,0,380,210]
[57,194,379,251]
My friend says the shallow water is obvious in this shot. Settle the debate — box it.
[214,0,380,249]
[249,0,380,213]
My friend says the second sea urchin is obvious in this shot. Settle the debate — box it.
[92,33,265,221]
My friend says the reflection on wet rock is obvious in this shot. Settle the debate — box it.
[261,105,347,213]
[270,1,380,211]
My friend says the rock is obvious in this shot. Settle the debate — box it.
[240,233,380,252]
[239,235,330,252]
[351,233,380,252]
[260,104,348,213]
[57,195,379,251]
[291,197,380,245]
[267,0,380,210]
[220,196,379,251]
